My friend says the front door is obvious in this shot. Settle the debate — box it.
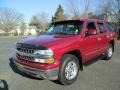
[82,22,101,63]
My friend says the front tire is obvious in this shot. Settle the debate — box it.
[58,54,80,85]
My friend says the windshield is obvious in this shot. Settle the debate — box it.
[45,21,83,35]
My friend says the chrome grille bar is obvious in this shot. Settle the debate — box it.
[17,47,35,54]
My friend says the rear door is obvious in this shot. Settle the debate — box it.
[96,22,108,54]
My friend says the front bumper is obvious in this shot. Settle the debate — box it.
[13,58,59,80]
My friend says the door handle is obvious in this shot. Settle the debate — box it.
[97,37,101,41]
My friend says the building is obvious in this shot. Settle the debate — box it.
[0,23,38,36]
[24,24,37,35]
[0,30,5,34]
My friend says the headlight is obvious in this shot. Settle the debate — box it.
[34,49,54,64]
[34,49,53,56]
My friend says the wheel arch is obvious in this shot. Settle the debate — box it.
[64,50,83,70]
[109,40,115,52]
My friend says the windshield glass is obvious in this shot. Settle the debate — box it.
[45,21,83,35]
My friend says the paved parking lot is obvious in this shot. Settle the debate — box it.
[0,37,120,90]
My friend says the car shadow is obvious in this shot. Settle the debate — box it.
[0,79,9,90]
[51,80,63,85]
[9,58,43,80]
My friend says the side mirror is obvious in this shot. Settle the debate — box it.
[88,29,97,35]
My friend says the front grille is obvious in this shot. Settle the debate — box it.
[16,43,47,61]
[17,47,35,54]
[16,43,37,61]
[17,53,34,61]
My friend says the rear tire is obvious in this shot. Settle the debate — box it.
[58,54,80,85]
[104,44,113,60]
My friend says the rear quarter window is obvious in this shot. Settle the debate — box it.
[97,23,107,33]
[106,23,115,32]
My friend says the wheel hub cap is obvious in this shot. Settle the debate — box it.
[108,47,113,57]
[65,61,78,80]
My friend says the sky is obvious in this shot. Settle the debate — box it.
[0,0,96,22]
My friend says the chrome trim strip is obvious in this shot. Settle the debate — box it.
[86,46,107,56]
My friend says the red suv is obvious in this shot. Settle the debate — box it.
[13,19,116,85]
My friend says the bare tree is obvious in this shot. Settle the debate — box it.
[0,8,23,34]
[20,22,26,35]
[37,12,49,32]
[66,0,91,19]
[113,0,120,39]
[66,0,80,19]
[96,0,120,22]
[82,0,91,18]
[96,0,113,21]
[113,0,120,27]
[96,0,120,38]
[29,12,49,33]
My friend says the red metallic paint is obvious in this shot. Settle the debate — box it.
[14,19,116,70]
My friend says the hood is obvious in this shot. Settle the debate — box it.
[18,35,80,48]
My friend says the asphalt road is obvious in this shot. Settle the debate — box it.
[0,37,120,90]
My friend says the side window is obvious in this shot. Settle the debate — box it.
[85,22,97,36]
[87,22,96,30]
[97,23,107,33]
[106,23,114,32]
